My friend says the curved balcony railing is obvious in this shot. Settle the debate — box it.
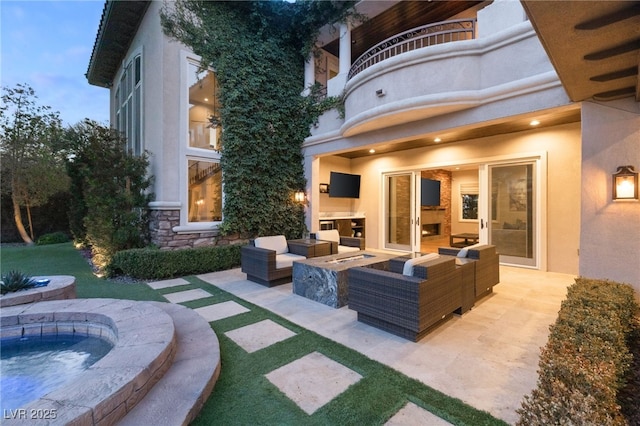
[348,18,476,80]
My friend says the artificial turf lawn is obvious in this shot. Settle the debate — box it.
[1,243,508,425]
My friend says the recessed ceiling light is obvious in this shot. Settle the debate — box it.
[204,98,209,102]
[530,119,540,126]
[434,137,442,143]
[369,149,376,154]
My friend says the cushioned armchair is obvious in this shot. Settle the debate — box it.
[241,235,306,287]
[438,244,500,301]
[348,255,462,341]
[313,229,364,254]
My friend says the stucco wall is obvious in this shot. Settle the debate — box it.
[110,1,183,204]
[580,100,640,297]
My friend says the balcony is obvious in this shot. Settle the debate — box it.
[348,19,477,80]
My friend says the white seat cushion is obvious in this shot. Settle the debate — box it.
[338,245,360,254]
[456,243,483,258]
[315,229,340,243]
[275,253,306,269]
[402,253,440,276]
[254,235,288,254]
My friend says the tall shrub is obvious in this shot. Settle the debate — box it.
[64,120,153,268]
[161,1,356,239]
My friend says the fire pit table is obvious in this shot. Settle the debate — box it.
[292,251,397,308]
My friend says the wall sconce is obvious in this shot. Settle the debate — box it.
[612,165,638,200]
[294,191,306,203]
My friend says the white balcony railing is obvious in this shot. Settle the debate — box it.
[348,19,476,80]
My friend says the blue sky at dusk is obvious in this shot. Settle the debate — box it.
[1,0,109,126]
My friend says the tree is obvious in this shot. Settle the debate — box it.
[0,84,69,244]
[64,120,154,269]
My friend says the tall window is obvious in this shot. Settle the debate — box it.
[187,62,221,151]
[187,60,223,223]
[115,55,142,155]
[188,159,222,222]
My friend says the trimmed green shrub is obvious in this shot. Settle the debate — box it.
[107,244,242,280]
[36,231,70,246]
[1,270,36,295]
[517,278,639,425]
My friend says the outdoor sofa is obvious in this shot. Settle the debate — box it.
[347,245,500,341]
[241,235,307,286]
[348,254,463,341]
[313,229,364,254]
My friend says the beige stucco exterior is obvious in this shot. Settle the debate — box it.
[89,0,639,296]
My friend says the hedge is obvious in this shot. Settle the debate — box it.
[107,244,242,280]
[517,277,639,425]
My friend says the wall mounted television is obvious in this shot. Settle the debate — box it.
[329,171,361,198]
[421,178,441,206]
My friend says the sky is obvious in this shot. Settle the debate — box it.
[1,0,110,126]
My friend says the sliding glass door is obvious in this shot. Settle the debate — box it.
[487,162,537,267]
[384,172,420,252]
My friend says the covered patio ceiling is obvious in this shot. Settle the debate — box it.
[335,106,581,159]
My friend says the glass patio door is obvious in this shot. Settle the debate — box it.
[487,162,538,267]
[384,172,420,252]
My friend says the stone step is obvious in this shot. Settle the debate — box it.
[118,302,220,426]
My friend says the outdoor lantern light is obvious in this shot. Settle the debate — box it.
[294,191,306,203]
[612,165,638,201]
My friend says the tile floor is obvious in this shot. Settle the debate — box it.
[149,264,574,425]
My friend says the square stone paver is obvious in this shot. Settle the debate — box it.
[225,319,296,353]
[385,402,453,426]
[265,351,362,415]
[163,288,212,304]
[194,301,250,322]
[147,277,190,290]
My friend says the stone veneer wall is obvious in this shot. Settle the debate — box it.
[149,209,246,250]
[421,169,452,238]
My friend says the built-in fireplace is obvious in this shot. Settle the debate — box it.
[422,223,441,238]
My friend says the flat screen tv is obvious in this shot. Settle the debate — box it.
[421,178,441,206]
[329,171,361,198]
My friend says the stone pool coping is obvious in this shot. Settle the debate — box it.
[0,275,76,308]
[1,298,176,425]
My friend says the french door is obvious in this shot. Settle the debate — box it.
[383,158,542,268]
[384,172,421,252]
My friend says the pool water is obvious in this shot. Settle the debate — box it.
[1,334,113,411]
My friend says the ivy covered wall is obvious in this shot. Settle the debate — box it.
[161,1,356,239]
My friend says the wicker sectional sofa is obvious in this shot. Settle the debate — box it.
[347,245,500,341]
[348,255,463,341]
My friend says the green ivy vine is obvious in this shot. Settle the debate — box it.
[161,1,357,239]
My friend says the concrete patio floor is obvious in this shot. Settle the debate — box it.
[197,265,574,425]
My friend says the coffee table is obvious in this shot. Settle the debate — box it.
[287,238,331,258]
[292,251,396,308]
[450,233,479,248]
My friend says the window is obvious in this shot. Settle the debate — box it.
[188,159,222,222]
[115,54,142,155]
[186,59,223,223]
[187,62,221,151]
[460,183,479,220]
